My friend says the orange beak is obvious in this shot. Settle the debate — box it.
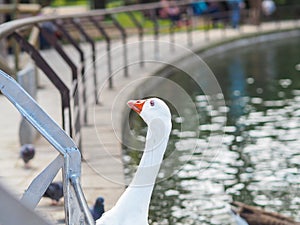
[127,99,146,114]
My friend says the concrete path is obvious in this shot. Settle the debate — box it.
[0,19,299,224]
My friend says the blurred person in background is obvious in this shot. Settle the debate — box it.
[262,0,276,16]
[227,0,245,28]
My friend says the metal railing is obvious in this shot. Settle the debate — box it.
[0,1,299,224]
[0,69,93,225]
[1,1,300,147]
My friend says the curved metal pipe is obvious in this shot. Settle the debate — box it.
[0,0,196,39]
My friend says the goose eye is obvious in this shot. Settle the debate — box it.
[150,100,155,106]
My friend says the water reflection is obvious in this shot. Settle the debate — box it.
[123,36,300,224]
[228,57,246,120]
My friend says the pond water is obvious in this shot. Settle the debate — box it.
[122,35,300,224]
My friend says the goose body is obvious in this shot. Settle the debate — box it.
[96,98,172,225]
[231,201,300,225]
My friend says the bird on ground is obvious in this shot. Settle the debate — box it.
[43,181,64,205]
[96,98,172,225]
[90,197,105,221]
[20,144,35,168]
[231,201,300,225]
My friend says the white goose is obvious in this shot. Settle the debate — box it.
[96,97,172,225]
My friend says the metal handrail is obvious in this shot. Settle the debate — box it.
[0,0,235,39]
[0,1,201,143]
[0,69,93,225]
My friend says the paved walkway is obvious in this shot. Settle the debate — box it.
[0,18,299,223]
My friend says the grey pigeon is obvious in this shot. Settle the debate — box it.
[90,197,105,221]
[43,181,64,205]
[20,144,35,167]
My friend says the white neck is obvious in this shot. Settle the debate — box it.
[114,118,170,217]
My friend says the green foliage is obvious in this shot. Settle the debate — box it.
[50,0,87,7]
[113,11,172,30]
[107,1,124,8]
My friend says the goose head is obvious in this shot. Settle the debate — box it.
[127,97,172,166]
[127,97,171,126]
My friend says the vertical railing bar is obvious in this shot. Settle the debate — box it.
[70,175,95,225]
[63,149,86,225]
[70,18,99,106]
[53,21,86,73]
[110,14,129,77]
[295,6,300,28]
[88,16,113,89]
[223,11,227,38]
[276,9,281,30]
[238,9,243,34]
[74,107,82,153]
[21,154,64,209]
[204,15,210,41]
[126,11,144,67]
[169,17,175,52]
[38,24,82,151]
[186,6,193,47]
[53,21,88,126]
[11,31,72,136]
[150,8,159,60]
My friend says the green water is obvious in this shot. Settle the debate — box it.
[123,35,300,225]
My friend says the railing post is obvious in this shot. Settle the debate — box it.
[11,31,73,137]
[169,15,176,52]
[54,20,88,125]
[127,11,144,67]
[204,15,210,41]
[150,8,159,60]
[70,18,99,105]
[38,24,82,151]
[0,69,94,225]
[110,14,129,77]
[89,16,113,89]
[186,5,193,47]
